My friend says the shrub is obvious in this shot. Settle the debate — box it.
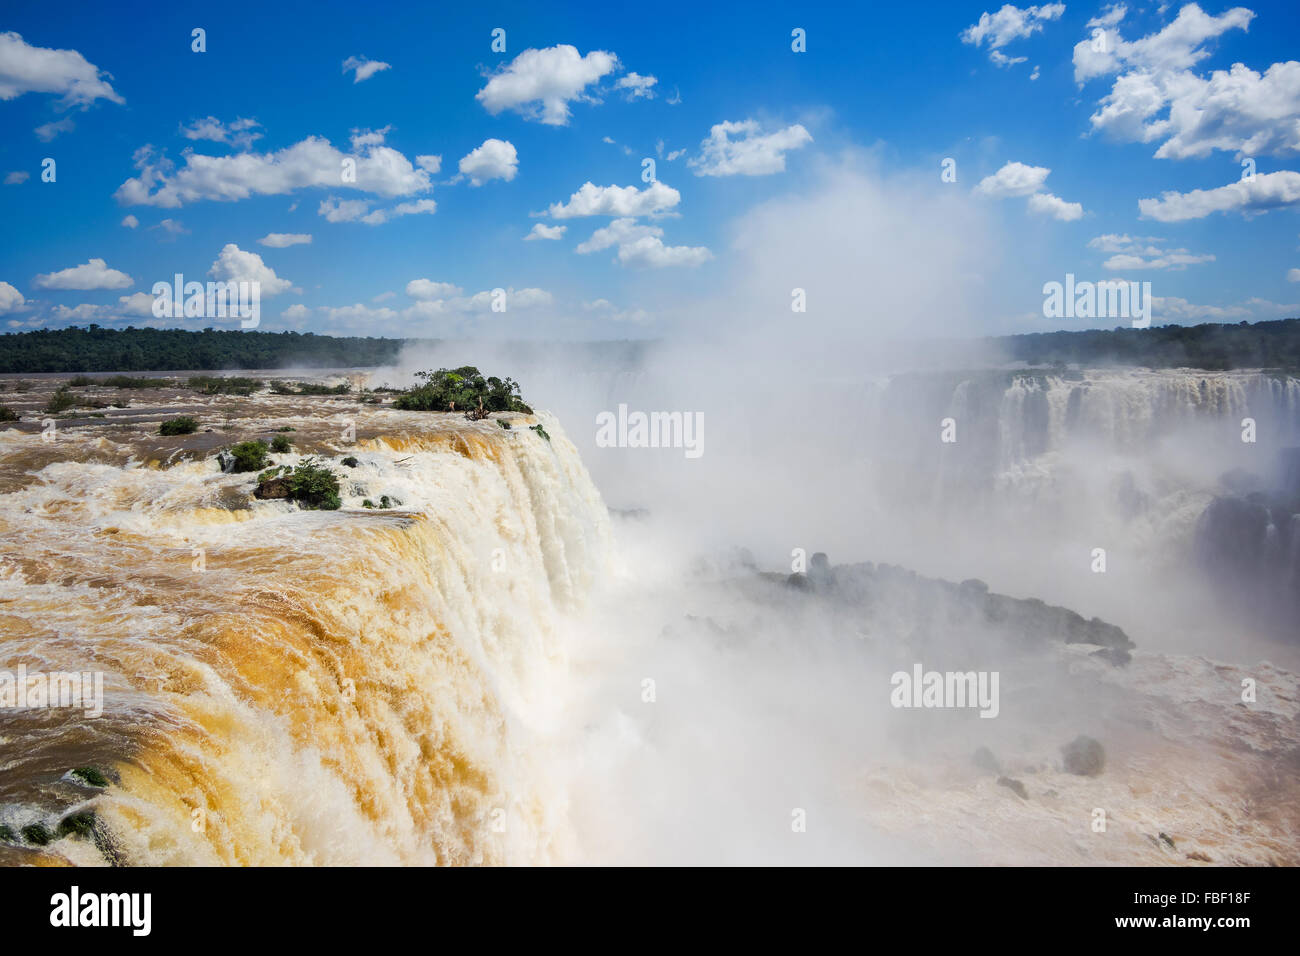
[57,812,96,839]
[44,388,76,414]
[270,381,296,395]
[227,440,269,473]
[0,405,17,422]
[160,416,200,436]
[295,382,351,395]
[284,458,341,510]
[103,375,169,388]
[497,419,511,430]
[530,423,550,442]
[187,375,261,396]
[394,367,532,413]
[71,766,110,787]
[68,374,96,387]
[270,434,292,453]
[21,822,51,846]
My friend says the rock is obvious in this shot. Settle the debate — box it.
[1158,831,1176,849]
[1186,851,1212,862]
[1061,735,1105,776]
[997,776,1028,799]
[972,746,1001,775]
[341,456,359,468]
[254,476,292,500]
[216,451,235,473]
[785,572,813,591]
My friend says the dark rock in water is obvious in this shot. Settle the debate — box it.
[341,456,359,468]
[1219,467,1265,496]
[1091,647,1130,666]
[1186,850,1212,862]
[216,451,235,473]
[785,572,813,591]
[1158,831,1176,849]
[1062,735,1105,776]
[997,776,1028,799]
[254,476,292,500]
[972,746,1001,775]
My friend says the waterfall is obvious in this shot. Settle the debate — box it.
[0,412,612,865]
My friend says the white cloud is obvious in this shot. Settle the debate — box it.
[319,198,372,223]
[1027,191,1084,221]
[1073,5,1299,161]
[117,292,156,316]
[1153,295,1300,323]
[343,55,391,83]
[616,236,713,268]
[0,281,25,314]
[475,45,618,125]
[0,31,124,106]
[180,116,262,149]
[258,233,312,247]
[1138,170,1300,221]
[666,149,686,161]
[5,170,29,185]
[115,133,433,207]
[990,51,1029,69]
[975,161,1084,220]
[524,223,566,241]
[961,4,1065,64]
[151,218,188,237]
[688,120,813,176]
[208,243,292,295]
[576,217,711,267]
[1088,233,1214,269]
[281,304,311,320]
[34,257,132,290]
[458,138,518,185]
[34,116,74,141]
[546,181,681,218]
[406,279,463,300]
[416,155,442,173]
[975,161,1051,197]
[616,72,657,99]
[121,214,138,228]
[1288,268,1300,282]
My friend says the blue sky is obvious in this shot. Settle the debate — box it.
[1,0,1298,339]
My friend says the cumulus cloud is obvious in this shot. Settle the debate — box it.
[258,233,312,247]
[1138,170,1300,221]
[115,131,434,207]
[1088,233,1214,269]
[416,155,442,173]
[121,214,138,228]
[1027,191,1084,221]
[545,181,681,218]
[458,138,518,185]
[576,217,711,267]
[0,281,25,314]
[475,45,618,125]
[34,116,74,141]
[208,243,292,295]
[524,223,566,240]
[688,120,813,176]
[1073,4,1299,161]
[180,116,262,149]
[975,161,1084,220]
[0,31,124,106]
[1288,268,1300,282]
[343,55,391,83]
[117,291,156,316]
[405,279,463,300]
[616,72,657,99]
[34,257,132,290]
[961,4,1065,65]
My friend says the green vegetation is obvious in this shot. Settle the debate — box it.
[68,374,96,387]
[71,767,110,787]
[282,458,341,510]
[44,387,76,414]
[187,375,260,395]
[394,367,532,413]
[21,822,51,846]
[0,824,13,842]
[56,812,96,839]
[497,419,511,429]
[159,416,200,436]
[996,318,1300,371]
[227,440,269,473]
[0,406,17,422]
[102,375,170,388]
[530,423,550,442]
[274,426,296,432]
[362,495,395,509]
[0,325,405,373]
[270,434,292,453]
[294,382,350,395]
